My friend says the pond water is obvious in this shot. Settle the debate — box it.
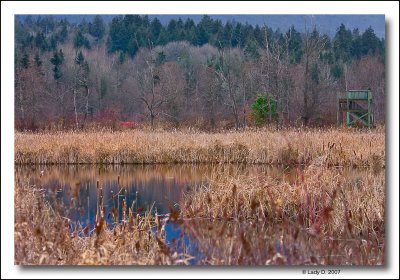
[16,164,303,221]
[15,164,382,264]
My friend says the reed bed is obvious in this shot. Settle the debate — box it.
[14,165,384,265]
[14,126,385,265]
[180,219,384,265]
[182,165,385,235]
[14,176,191,265]
[180,165,385,264]
[15,127,385,167]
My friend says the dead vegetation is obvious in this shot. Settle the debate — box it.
[179,165,385,265]
[182,165,385,234]
[14,175,192,265]
[15,127,385,167]
[15,163,385,265]
[14,127,385,265]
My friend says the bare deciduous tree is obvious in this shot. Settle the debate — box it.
[301,25,327,125]
[259,27,293,127]
[132,49,185,127]
[216,48,245,129]
[198,64,223,129]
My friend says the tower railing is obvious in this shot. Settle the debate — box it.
[337,90,373,128]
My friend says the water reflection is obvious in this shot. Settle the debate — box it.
[15,164,375,224]
[15,164,381,264]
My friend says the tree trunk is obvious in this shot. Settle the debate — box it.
[303,55,309,126]
[228,83,240,129]
[150,112,155,128]
[84,86,90,125]
[242,104,246,128]
[19,92,25,121]
[233,107,240,129]
[277,90,284,129]
[268,98,272,123]
[73,89,79,130]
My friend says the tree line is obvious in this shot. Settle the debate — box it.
[15,15,385,130]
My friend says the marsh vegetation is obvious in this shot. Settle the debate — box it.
[14,128,385,265]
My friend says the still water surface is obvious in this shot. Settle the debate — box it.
[15,164,377,264]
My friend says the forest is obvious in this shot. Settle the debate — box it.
[14,15,385,130]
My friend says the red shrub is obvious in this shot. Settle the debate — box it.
[119,121,136,129]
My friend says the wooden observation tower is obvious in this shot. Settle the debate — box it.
[337,90,373,128]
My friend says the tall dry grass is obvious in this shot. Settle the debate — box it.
[14,175,192,265]
[15,127,385,167]
[182,165,385,235]
[14,126,385,265]
[14,165,385,265]
[179,165,385,265]
[179,219,384,265]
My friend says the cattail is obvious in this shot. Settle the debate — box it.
[135,191,139,212]
[135,241,140,253]
[155,236,171,256]
[82,195,88,228]
[122,198,127,226]
[155,213,161,231]
[232,184,237,198]
[83,224,89,236]
[117,190,120,223]
[95,215,104,236]
[99,187,103,209]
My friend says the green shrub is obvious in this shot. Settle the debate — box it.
[251,94,277,126]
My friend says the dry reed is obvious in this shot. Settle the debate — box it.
[14,175,191,265]
[178,165,384,265]
[15,127,385,167]
[181,165,385,235]
[14,126,385,265]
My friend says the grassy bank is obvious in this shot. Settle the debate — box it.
[15,127,385,166]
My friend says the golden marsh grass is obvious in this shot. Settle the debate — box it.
[14,127,385,265]
[177,165,385,265]
[15,127,385,166]
[14,165,385,265]
[182,165,385,235]
[14,175,192,265]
